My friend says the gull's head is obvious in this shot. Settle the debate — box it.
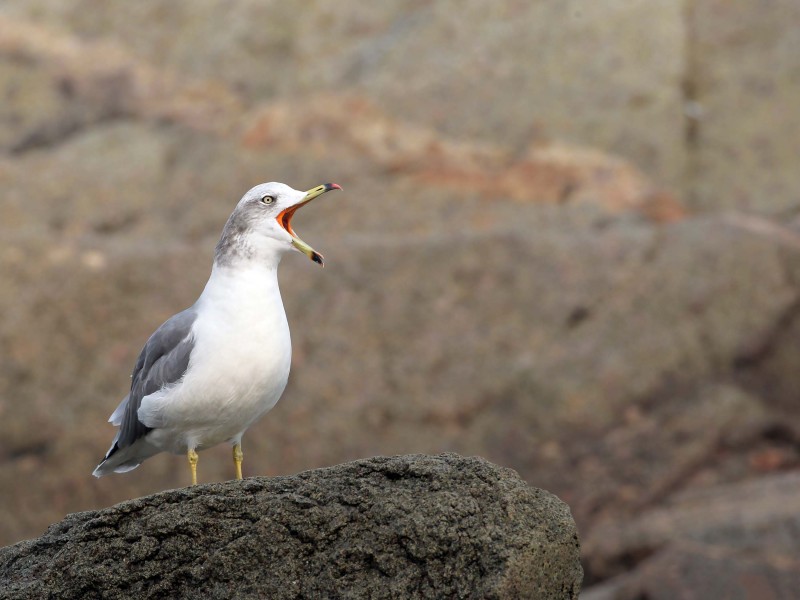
[215,181,341,267]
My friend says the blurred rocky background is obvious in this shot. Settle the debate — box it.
[1,1,799,597]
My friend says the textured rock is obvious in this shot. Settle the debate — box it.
[0,14,242,154]
[0,0,686,190]
[2,4,800,594]
[0,14,677,222]
[0,454,582,600]
[584,471,800,582]
[4,0,800,211]
[582,543,800,600]
[689,0,800,214]
[241,94,682,221]
[582,469,800,597]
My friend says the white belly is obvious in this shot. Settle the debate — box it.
[139,263,292,453]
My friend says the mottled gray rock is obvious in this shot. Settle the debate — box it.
[0,454,582,600]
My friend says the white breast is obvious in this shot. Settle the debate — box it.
[140,263,292,453]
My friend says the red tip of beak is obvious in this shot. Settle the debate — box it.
[326,183,342,191]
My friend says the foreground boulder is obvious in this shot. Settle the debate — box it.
[0,454,581,599]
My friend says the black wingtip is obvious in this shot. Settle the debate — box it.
[103,442,120,461]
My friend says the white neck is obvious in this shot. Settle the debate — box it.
[193,259,292,373]
[198,233,294,363]
[196,259,287,335]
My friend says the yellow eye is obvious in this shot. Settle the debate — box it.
[260,195,275,205]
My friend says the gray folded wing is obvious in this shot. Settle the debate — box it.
[108,307,198,453]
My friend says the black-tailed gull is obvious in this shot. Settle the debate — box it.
[93,181,341,484]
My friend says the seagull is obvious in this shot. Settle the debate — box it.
[93,181,341,485]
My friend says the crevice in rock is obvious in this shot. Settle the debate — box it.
[732,296,800,371]
[4,440,50,461]
[681,0,701,207]
[760,422,800,447]
[7,111,131,155]
[730,251,800,412]
[565,306,590,329]
[91,211,143,236]
[582,545,658,589]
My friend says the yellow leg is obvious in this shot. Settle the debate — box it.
[188,449,198,486]
[233,443,243,480]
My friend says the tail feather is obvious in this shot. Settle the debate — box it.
[92,438,159,478]
[92,460,141,478]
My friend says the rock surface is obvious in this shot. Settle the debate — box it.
[5,0,800,211]
[1,3,800,596]
[689,0,800,214]
[581,472,800,599]
[0,454,582,600]
[582,542,800,600]
[0,0,688,191]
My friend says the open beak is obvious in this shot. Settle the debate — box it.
[277,183,341,266]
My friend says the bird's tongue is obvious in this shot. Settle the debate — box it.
[277,183,341,266]
[277,205,323,265]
